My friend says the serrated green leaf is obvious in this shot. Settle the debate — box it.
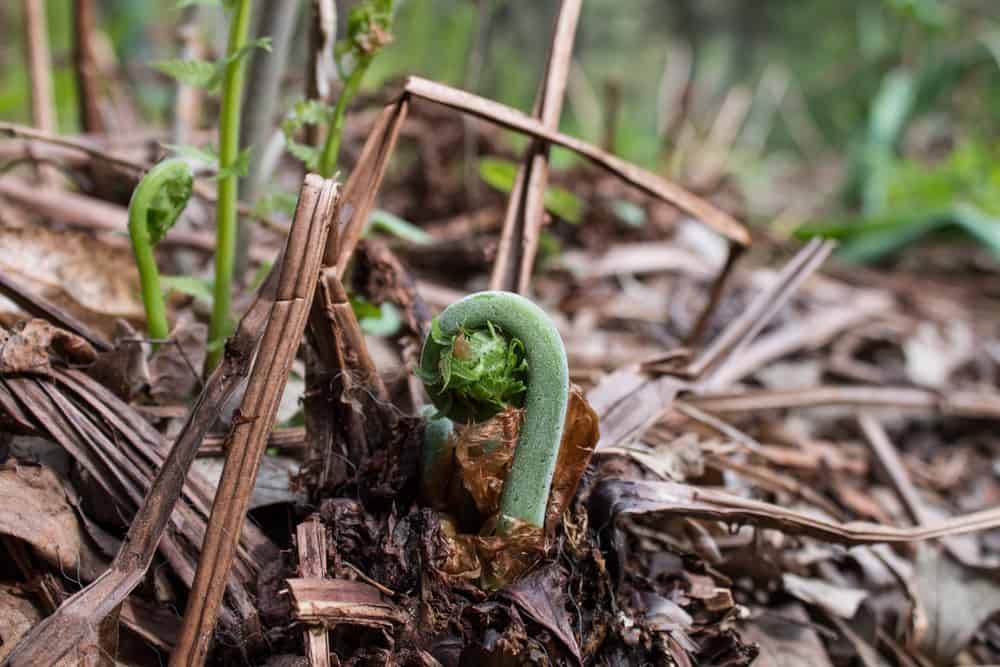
[162,143,219,167]
[213,146,252,180]
[144,163,194,245]
[154,38,268,94]
[223,37,272,69]
[281,99,334,171]
[153,58,221,92]
[161,275,214,303]
[286,141,322,172]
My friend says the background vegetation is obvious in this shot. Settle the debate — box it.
[2,0,1000,258]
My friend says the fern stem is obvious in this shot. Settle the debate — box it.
[206,0,253,371]
[317,57,369,178]
[127,159,193,348]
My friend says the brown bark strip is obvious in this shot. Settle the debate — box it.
[285,578,407,628]
[589,240,846,451]
[296,518,330,667]
[490,0,582,293]
[330,99,410,273]
[402,76,750,246]
[857,414,926,525]
[171,176,336,666]
[705,290,890,388]
[0,175,333,667]
[199,426,306,456]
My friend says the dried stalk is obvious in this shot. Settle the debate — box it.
[687,237,834,382]
[687,385,1000,418]
[591,478,1000,547]
[72,0,105,134]
[490,0,581,293]
[330,100,410,272]
[402,76,750,246]
[296,518,330,667]
[171,175,336,665]
[21,0,58,186]
[0,175,334,667]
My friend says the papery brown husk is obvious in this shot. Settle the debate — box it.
[437,388,599,589]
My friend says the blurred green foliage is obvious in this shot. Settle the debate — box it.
[3,0,1000,262]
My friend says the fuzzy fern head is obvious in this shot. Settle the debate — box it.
[417,318,528,423]
[129,159,193,245]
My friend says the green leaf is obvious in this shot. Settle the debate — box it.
[543,185,584,225]
[281,99,335,171]
[477,157,585,224]
[161,275,214,303]
[153,38,269,94]
[162,143,219,167]
[799,204,1000,264]
[365,209,432,244]
[611,199,647,227]
[349,296,403,337]
[416,317,528,422]
[254,191,299,218]
[153,58,220,92]
[223,37,272,69]
[144,163,194,246]
[214,146,252,180]
[175,0,221,7]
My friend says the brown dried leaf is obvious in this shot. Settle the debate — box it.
[739,603,835,667]
[0,319,96,374]
[0,463,82,571]
[911,546,1000,664]
[147,316,206,403]
[449,518,545,591]
[782,573,868,619]
[500,565,582,665]
[452,408,522,518]
[85,320,147,401]
[0,225,144,336]
[0,585,44,663]
[545,388,598,533]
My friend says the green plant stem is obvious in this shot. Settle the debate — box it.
[206,0,253,371]
[317,57,370,178]
[419,291,569,533]
[127,159,193,348]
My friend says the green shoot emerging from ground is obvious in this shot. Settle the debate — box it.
[418,291,569,533]
[127,158,193,346]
